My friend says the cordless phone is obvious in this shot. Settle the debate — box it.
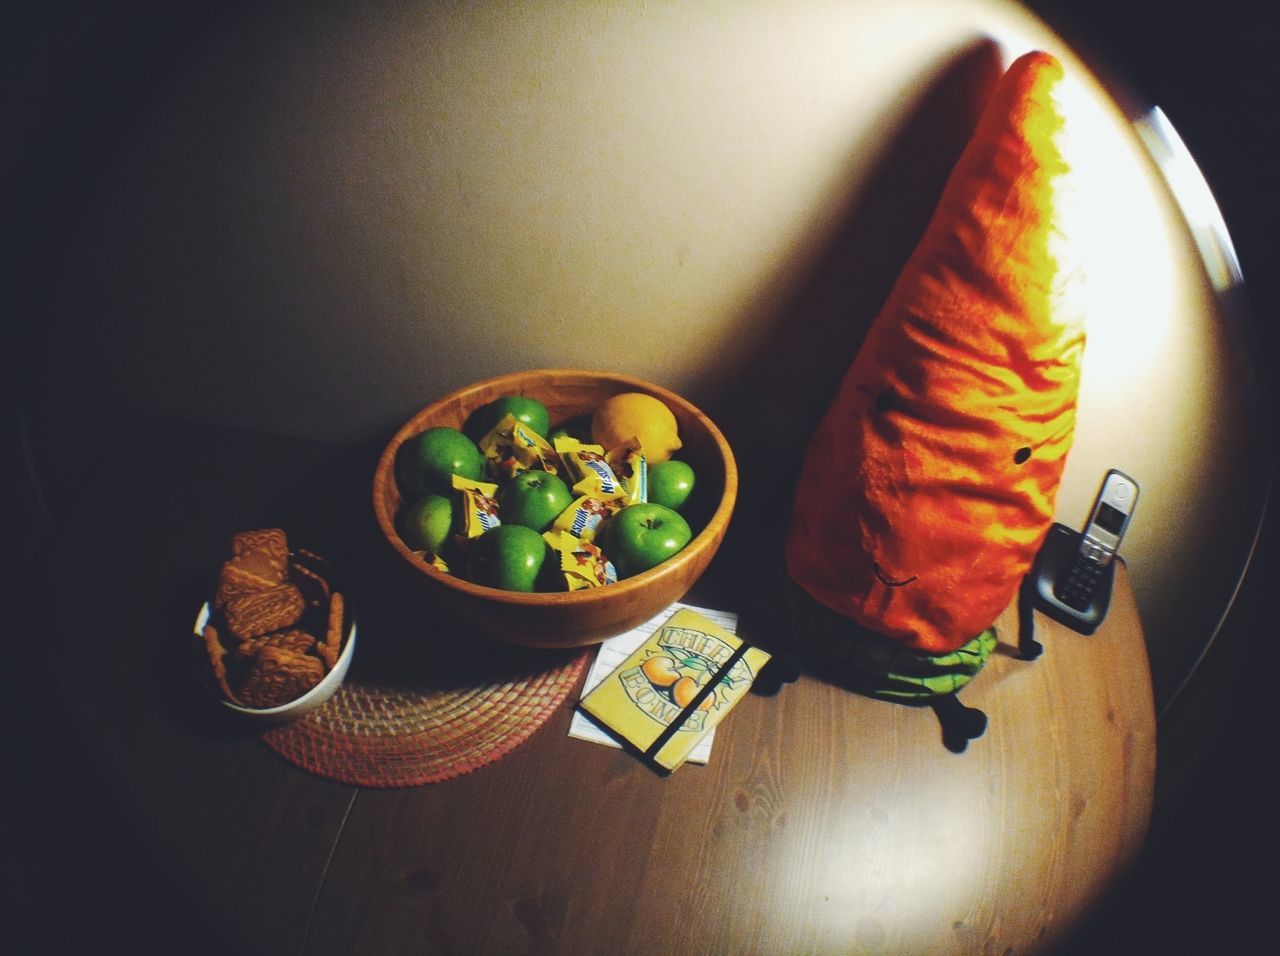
[1054,470,1138,610]
[1029,469,1139,635]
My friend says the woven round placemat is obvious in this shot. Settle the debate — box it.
[260,648,590,787]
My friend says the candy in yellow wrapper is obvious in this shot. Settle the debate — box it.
[606,439,648,505]
[554,436,625,498]
[451,474,501,538]
[518,433,566,478]
[406,547,452,574]
[423,551,451,573]
[542,530,618,590]
[477,413,525,482]
[578,608,771,772]
[550,492,626,542]
[478,413,565,482]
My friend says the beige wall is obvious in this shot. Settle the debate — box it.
[51,0,1268,703]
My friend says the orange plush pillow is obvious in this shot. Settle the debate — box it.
[785,51,1085,655]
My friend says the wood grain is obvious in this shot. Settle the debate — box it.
[307,571,1153,956]
[33,422,1154,955]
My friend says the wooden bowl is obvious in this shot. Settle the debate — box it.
[372,369,737,648]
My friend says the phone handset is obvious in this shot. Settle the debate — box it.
[1053,470,1138,611]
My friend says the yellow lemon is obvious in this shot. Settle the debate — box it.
[591,392,683,462]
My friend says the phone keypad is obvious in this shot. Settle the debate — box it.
[1056,558,1104,611]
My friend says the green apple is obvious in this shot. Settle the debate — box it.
[396,427,485,497]
[466,524,550,592]
[647,459,695,511]
[465,394,551,441]
[498,469,573,533]
[598,503,692,578]
[400,494,455,554]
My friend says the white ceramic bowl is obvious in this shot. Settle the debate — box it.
[193,601,356,722]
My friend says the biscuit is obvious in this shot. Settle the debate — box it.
[202,623,241,705]
[214,561,280,608]
[228,549,287,587]
[232,628,317,662]
[288,559,331,606]
[319,592,345,670]
[223,583,306,641]
[231,528,290,578]
[213,529,290,608]
[239,645,325,708]
[292,548,332,572]
[231,527,288,559]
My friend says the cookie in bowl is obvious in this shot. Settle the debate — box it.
[195,528,355,721]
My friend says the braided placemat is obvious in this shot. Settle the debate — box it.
[260,648,591,787]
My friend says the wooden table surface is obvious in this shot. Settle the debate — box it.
[32,420,1155,955]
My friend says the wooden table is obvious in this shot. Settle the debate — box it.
[31,420,1155,955]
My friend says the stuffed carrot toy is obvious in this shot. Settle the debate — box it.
[782,51,1085,742]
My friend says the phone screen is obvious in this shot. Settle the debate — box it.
[1094,502,1127,535]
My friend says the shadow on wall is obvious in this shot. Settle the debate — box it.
[708,39,1005,553]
